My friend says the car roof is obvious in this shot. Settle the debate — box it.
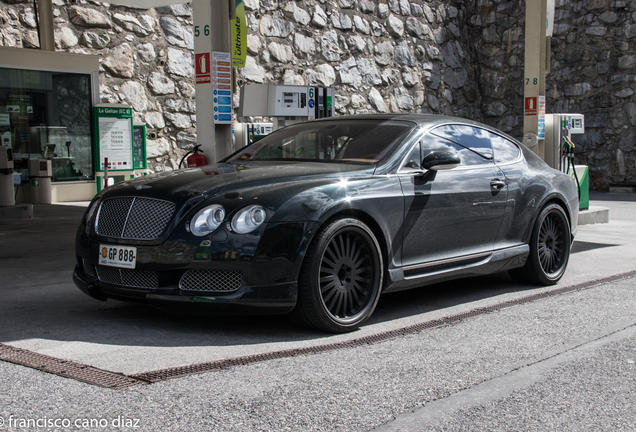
[310,113,521,144]
[311,113,487,129]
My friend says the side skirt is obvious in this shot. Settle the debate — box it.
[383,244,530,294]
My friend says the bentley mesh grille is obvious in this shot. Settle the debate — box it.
[95,266,159,289]
[95,197,175,240]
[179,270,243,292]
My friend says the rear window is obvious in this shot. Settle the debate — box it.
[226,120,413,164]
[489,133,521,164]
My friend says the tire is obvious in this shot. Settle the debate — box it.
[291,218,383,333]
[510,203,571,285]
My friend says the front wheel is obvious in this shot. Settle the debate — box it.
[291,218,383,333]
[510,203,571,285]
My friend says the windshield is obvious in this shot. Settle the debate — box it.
[226,119,413,164]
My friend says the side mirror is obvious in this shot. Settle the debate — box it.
[421,151,461,171]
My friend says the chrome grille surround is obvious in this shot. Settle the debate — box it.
[179,270,243,292]
[95,266,159,289]
[95,197,175,240]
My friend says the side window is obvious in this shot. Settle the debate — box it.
[401,141,422,170]
[426,125,493,166]
[489,133,521,164]
[419,133,466,163]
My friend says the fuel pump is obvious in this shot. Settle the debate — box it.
[238,84,335,131]
[544,113,588,210]
[560,119,580,201]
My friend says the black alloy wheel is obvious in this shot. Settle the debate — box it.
[292,218,383,333]
[538,211,567,275]
[510,203,571,285]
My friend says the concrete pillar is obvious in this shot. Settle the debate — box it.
[193,0,234,164]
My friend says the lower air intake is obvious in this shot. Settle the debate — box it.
[95,266,159,289]
[179,270,243,292]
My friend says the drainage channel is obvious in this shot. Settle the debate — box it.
[2,270,635,390]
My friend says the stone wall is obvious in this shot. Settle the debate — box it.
[1,0,635,189]
[0,0,197,173]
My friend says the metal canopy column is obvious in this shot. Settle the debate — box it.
[523,0,548,159]
[193,0,233,164]
[36,0,55,51]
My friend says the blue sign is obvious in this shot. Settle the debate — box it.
[308,99,315,109]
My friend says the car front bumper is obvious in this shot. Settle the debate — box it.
[73,220,318,315]
[73,263,297,315]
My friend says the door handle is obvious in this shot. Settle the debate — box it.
[490,179,506,189]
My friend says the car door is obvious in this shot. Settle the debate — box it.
[398,124,508,274]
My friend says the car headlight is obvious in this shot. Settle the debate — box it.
[231,205,266,234]
[190,204,225,236]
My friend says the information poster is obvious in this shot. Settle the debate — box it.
[538,96,546,140]
[93,105,133,172]
[212,51,233,125]
[132,124,147,170]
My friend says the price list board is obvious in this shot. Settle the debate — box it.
[93,105,133,172]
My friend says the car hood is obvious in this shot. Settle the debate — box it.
[101,161,375,201]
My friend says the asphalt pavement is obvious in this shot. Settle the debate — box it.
[0,191,635,431]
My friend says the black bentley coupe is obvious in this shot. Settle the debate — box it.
[74,114,578,333]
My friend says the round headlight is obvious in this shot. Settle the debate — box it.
[190,204,225,236]
[231,205,267,234]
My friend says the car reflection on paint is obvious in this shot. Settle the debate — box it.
[73,114,578,333]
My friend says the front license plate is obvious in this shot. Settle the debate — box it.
[98,244,137,269]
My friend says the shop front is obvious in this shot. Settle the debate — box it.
[0,46,100,203]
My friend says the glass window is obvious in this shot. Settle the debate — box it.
[227,120,413,164]
[422,126,492,166]
[400,141,422,171]
[0,68,94,182]
[431,125,493,160]
[489,133,521,164]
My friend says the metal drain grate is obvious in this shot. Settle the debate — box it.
[2,270,635,389]
[0,344,147,389]
[132,270,636,384]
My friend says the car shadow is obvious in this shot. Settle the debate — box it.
[0,204,621,354]
[0,270,547,350]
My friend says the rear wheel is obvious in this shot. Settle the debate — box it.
[291,218,383,333]
[510,203,571,285]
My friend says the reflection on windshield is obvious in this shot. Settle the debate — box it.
[227,120,413,164]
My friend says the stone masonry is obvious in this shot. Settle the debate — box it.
[0,0,634,189]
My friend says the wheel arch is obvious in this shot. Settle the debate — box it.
[316,208,390,288]
[540,195,573,230]
[525,194,573,244]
